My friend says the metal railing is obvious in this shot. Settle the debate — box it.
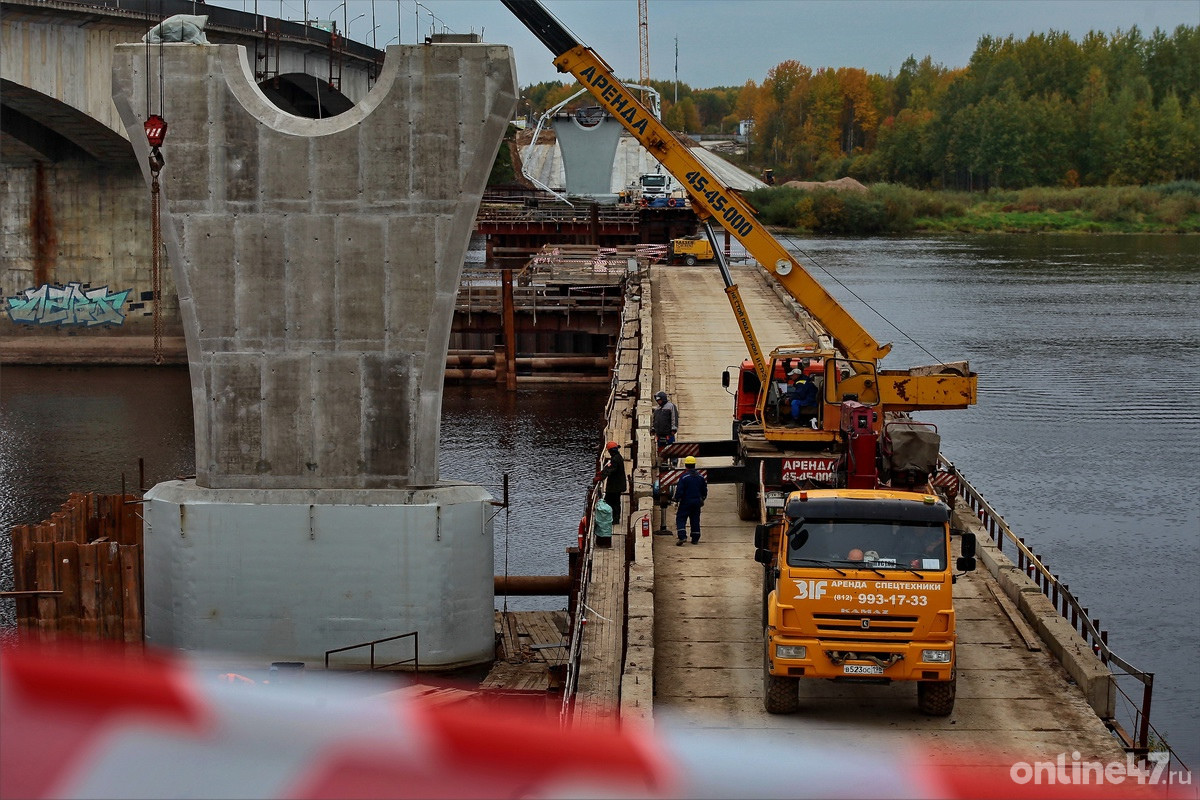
[324,631,419,673]
[559,293,637,720]
[940,456,1186,770]
[476,205,642,226]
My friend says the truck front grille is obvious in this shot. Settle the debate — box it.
[812,613,918,637]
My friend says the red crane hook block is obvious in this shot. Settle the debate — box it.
[144,115,168,148]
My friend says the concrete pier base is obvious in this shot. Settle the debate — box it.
[110,41,516,666]
[143,481,495,667]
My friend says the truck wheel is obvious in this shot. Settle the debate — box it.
[763,631,799,714]
[917,675,956,716]
[685,255,697,266]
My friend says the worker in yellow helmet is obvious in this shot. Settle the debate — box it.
[674,455,707,546]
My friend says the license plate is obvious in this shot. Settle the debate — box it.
[843,664,884,675]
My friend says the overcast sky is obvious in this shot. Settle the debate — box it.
[226,0,1198,88]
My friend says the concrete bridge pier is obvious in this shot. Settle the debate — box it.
[112,42,517,667]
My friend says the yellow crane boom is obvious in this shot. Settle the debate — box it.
[502,0,890,377]
[504,0,974,415]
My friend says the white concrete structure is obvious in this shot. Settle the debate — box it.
[523,132,768,196]
[554,114,624,202]
[143,482,494,667]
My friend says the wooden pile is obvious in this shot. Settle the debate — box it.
[8,492,143,643]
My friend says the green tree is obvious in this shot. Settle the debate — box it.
[676,98,700,133]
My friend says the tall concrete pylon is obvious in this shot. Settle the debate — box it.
[112,42,517,668]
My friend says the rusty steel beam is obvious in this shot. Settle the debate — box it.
[494,575,571,596]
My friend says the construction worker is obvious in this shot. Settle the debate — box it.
[674,456,707,546]
[599,441,626,524]
[652,391,679,444]
[787,369,818,424]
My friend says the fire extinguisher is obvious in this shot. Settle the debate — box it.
[641,516,650,537]
[577,516,586,549]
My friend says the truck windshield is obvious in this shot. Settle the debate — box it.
[641,175,667,187]
[787,518,946,570]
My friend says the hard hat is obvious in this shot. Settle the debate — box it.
[606,441,618,451]
[788,368,803,377]
[848,548,864,561]
[655,391,668,402]
[684,456,696,466]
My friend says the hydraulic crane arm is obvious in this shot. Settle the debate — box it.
[502,0,893,373]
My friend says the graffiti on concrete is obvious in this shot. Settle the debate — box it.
[5,282,132,327]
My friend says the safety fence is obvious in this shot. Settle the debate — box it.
[940,456,1184,770]
[560,406,606,717]
[559,281,642,719]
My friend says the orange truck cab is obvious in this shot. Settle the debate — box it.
[755,488,976,716]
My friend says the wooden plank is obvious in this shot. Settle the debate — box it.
[118,494,134,544]
[121,495,142,547]
[33,542,57,639]
[99,542,123,640]
[84,493,101,543]
[522,613,566,648]
[34,519,54,544]
[79,543,102,639]
[10,525,32,625]
[51,511,70,543]
[53,541,82,637]
[119,545,143,644]
[69,496,88,543]
[97,494,113,541]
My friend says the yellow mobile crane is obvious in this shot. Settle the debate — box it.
[503,0,975,421]
[505,0,980,716]
[505,0,976,511]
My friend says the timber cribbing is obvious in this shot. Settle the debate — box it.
[573,261,1130,768]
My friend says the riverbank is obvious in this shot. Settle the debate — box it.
[0,335,188,365]
[747,182,1200,235]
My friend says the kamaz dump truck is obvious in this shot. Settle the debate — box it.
[755,488,976,715]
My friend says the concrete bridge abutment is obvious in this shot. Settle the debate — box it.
[112,42,517,666]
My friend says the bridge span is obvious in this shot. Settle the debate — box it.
[576,260,1130,771]
[2,0,383,163]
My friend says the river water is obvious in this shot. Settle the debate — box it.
[1,233,1196,767]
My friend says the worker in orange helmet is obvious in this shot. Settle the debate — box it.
[847,548,865,561]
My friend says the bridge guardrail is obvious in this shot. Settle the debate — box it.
[940,456,1185,771]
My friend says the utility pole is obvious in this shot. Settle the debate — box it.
[674,35,678,104]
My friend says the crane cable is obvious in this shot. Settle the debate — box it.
[143,2,167,365]
[777,232,951,367]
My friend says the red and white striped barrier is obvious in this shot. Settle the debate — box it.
[931,470,960,499]
[656,468,708,489]
[0,638,1180,799]
[658,442,700,459]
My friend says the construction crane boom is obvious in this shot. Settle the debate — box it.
[638,0,650,106]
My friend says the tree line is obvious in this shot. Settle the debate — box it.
[522,24,1199,190]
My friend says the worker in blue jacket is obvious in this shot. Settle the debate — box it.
[674,456,708,546]
[788,368,819,424]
